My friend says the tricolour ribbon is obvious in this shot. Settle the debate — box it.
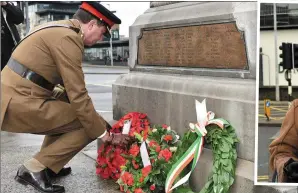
[165,122,206,193]
[165,99,231,193]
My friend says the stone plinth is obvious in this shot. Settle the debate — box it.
[113,73,255,162]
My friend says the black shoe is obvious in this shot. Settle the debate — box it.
[15,165,65,193]
[47,167,72,178]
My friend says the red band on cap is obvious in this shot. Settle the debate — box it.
[80,2,114,28]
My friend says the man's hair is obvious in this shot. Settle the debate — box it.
[73,9,104,26]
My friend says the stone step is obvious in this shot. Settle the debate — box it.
[191,148,297,193]
[86,144,297,193]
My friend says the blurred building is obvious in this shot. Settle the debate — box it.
[18,1,81,37]
[18,1,128,66]
[260,3,298,86]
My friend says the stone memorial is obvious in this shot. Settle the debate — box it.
[111,2,294,192]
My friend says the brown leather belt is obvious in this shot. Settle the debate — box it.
[7,58,55,91]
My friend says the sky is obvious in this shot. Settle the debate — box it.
[100,2,150,38]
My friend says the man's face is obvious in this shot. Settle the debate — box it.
[83,20,107,46]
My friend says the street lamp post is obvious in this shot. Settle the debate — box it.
[110,36,113,66]
[274,3,280,101]
[107,3,113,66]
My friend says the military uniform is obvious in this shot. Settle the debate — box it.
[269,99,298,182]
[1,19,107,173]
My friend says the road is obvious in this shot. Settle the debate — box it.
[257,100,290,182]
[258,101,289,123]
[83,65,129,122]
[257,125,280,182]
[1,65,128,193]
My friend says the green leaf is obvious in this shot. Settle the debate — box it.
[221,152,229,159]
[151,169,161,175]
[134,132,143,141]
[220,159,229,166]
[219,142,230,153]
[213,173,218,184]
[224,137,234,145]
[229,177,235,186]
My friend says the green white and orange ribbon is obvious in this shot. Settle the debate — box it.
[165,99,230,193]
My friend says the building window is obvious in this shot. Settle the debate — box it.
[53,14,66,21]
[112,30,119,39]
[261,3,298,29]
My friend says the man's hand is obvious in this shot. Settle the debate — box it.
[111,133,132,146]
[284,158,298,182]
[101,132,132,146]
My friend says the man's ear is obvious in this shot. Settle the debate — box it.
[88,19,97,29]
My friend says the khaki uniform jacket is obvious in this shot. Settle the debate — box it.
[1,19,106,139]
[269,99,298,182]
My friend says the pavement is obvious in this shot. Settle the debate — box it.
[1,66,125,193]
[1,133,120,193]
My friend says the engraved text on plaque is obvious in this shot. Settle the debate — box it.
[137,23,248,69]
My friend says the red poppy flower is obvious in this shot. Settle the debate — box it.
[158,149,172,162]
[132,160,139,169]
[121,172,134,186]
[134,188,143,193]
[97,156,107,166]
[96,167,102,175]
[143,127,149,141]
[163,135,173,142]
[100,167,112,179]
[107,162,117,173]
[155,145,161,153]
[114,146,125,155]
[129,144,140,157]
[142,165,152,177]
[105,145,113,154]
[162,124,168,129]
[139,113,147,119]
[149,140,158,148]
[129,127,136,137]
[112,154,127,167]
[113,172,120,180]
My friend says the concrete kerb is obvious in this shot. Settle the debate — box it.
[258,121,282,127]
[82,63,129,69]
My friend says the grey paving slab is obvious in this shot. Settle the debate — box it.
[1,143,121,193]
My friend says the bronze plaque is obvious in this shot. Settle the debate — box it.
[137,23,248,69]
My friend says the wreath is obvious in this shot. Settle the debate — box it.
[96,100,239,193]
[171,122,239,193]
